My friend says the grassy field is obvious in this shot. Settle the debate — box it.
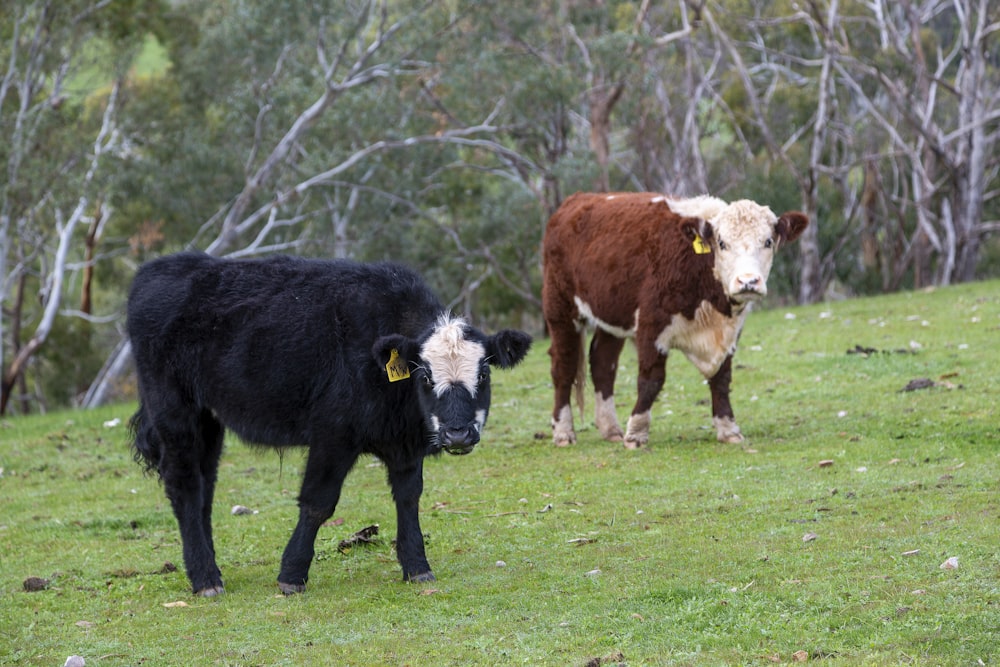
[1,281,997,666]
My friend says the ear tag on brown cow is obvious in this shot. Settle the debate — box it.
[692,234,712,255]
[385,349,411,382]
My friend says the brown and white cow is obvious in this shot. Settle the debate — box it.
[542,192,808,448]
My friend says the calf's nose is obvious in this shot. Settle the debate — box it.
[441,426,479,454]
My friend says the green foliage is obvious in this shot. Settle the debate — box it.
[2,281,999,665]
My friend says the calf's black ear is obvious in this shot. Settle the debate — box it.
[372,334,420,380]
[484,330,532,369]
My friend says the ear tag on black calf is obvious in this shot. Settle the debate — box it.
[692,234,712,255]
[386,349,411,382]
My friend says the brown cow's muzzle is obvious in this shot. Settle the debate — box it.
[732,273,767,302]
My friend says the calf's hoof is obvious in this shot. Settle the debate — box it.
[405,571,436,583]
[278,580,307,595]
[196,585,225,597]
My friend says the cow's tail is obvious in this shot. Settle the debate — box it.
[128,404,161,476]
[574,329,586,420]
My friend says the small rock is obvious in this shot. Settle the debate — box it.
[802,532,818,543]
[940,556,959,570]
[230,505,256,515]
[818,460,834,468]
[495,560,507,568]
[64,657,85,667]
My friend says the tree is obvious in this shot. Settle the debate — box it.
[0,1,161,414]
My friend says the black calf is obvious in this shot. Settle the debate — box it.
[127,252,530,595]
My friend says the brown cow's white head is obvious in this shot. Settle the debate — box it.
[670,196,809,304]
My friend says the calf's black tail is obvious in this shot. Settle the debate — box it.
[128,404,161,475]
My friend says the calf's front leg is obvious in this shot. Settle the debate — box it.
[388,461,433,582]
[708,355,744,443]
[277,451,353,594]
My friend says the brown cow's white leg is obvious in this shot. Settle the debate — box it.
[594,392,623,442]
[547,319,582,446]
[589,330,625,442]
[714,416,744,443]
[625,339,666,448]
[623,410,651,449]
[552,404,576,446]
[708,355,744,443]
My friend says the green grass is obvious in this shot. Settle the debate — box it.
[2,281,998,666]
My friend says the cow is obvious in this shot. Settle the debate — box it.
[126,252,531,596]
[541,192,808,448]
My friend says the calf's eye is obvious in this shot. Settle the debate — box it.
[765,238,773,248]
[718,240,727,251]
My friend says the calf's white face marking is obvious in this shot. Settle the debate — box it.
[420,316,486,398]
[670,197,781,303]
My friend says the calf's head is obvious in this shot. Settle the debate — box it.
[681,199,808,304]
[374,316,531,455]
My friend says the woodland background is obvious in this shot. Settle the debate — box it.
[1,0,998,415]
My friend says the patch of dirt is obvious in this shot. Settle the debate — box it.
[847,344,913,356]
[583,651,625,667]
[338,524,380,552]
[23,576,50,592]
[899,377,964,392]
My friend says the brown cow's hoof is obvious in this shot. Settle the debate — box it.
[196,585,225,597]
[278,581,306,595]
[718,432,746,444]
[552,432,576,447]
[406,571,436,583]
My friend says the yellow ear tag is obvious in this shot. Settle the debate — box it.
[385,348,411,382]
[692,234,712,255]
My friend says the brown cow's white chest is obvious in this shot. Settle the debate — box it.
[654,301,747,378]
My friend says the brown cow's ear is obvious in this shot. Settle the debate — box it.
[776,212,809,243]
[680,217,713,253]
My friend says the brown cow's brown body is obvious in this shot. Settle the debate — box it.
[542,192,808,447]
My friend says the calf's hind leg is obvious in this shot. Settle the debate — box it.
[154,405,226,596]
